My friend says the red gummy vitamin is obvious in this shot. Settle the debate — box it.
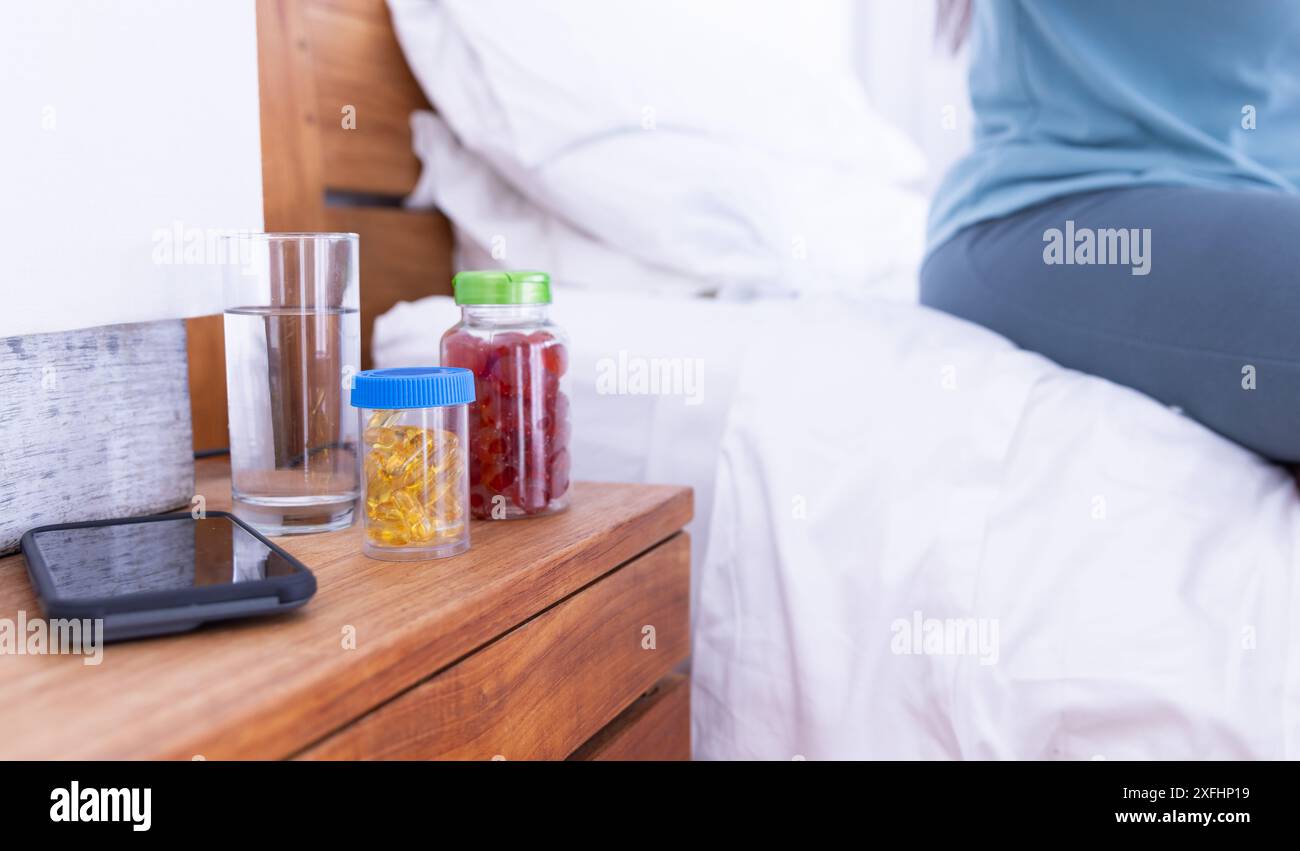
[442,323,569,519]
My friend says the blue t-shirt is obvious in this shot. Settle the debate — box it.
[928,0,1300,250]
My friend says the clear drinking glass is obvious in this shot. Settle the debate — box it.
[221,233,361,534]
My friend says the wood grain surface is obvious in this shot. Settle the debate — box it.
[569,673,691,761]
[299,534,689,759]
[307,0,432,198]
[185,315,229,453]
[0,457,691,759]
[0,320,194,554]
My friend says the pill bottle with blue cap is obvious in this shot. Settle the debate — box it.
[350,367,475,561]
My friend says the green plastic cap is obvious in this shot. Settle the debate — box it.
[452,269,552,305]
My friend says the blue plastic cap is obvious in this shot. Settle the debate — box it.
[350,367,475,409]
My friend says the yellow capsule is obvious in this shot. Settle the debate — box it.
[364,426,401,450]
[392,453,430,490]
[424,445,455,478]
[409,512,436,542]
[374,503,404,524]
[406,429,441,461]
[370,471,394,505]
[367,410,402,430]
[392,487,422,518]
[373,526,410,546]
[423,477,452,507]
[364,419,468,550]
[397,425,425,444]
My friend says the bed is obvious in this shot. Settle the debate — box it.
[205,0,1300,760]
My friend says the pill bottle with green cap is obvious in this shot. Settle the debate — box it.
[440,270,571,520]
[350,367,475,561]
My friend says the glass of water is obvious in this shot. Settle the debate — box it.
[221,233,361,535]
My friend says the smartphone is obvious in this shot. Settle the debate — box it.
[20,511,316,642]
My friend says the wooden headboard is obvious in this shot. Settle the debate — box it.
[188,0,454,451]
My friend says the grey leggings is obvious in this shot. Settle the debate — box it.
[921,185,1300,462]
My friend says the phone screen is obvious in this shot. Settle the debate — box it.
[28,515,302,600]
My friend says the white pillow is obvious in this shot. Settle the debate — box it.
[408,110,710,296]
[388,0,928,298]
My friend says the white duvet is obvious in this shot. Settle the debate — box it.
[693,296,1300,760]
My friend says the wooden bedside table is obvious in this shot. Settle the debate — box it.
[0,457,692,760]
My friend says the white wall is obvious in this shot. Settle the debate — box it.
[0,0,264,338]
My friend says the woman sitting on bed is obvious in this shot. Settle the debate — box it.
[923,0,1300,462]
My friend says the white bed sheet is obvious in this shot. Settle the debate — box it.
[692,296,1300,760]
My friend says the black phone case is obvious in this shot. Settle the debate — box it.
[19,511,317,642]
